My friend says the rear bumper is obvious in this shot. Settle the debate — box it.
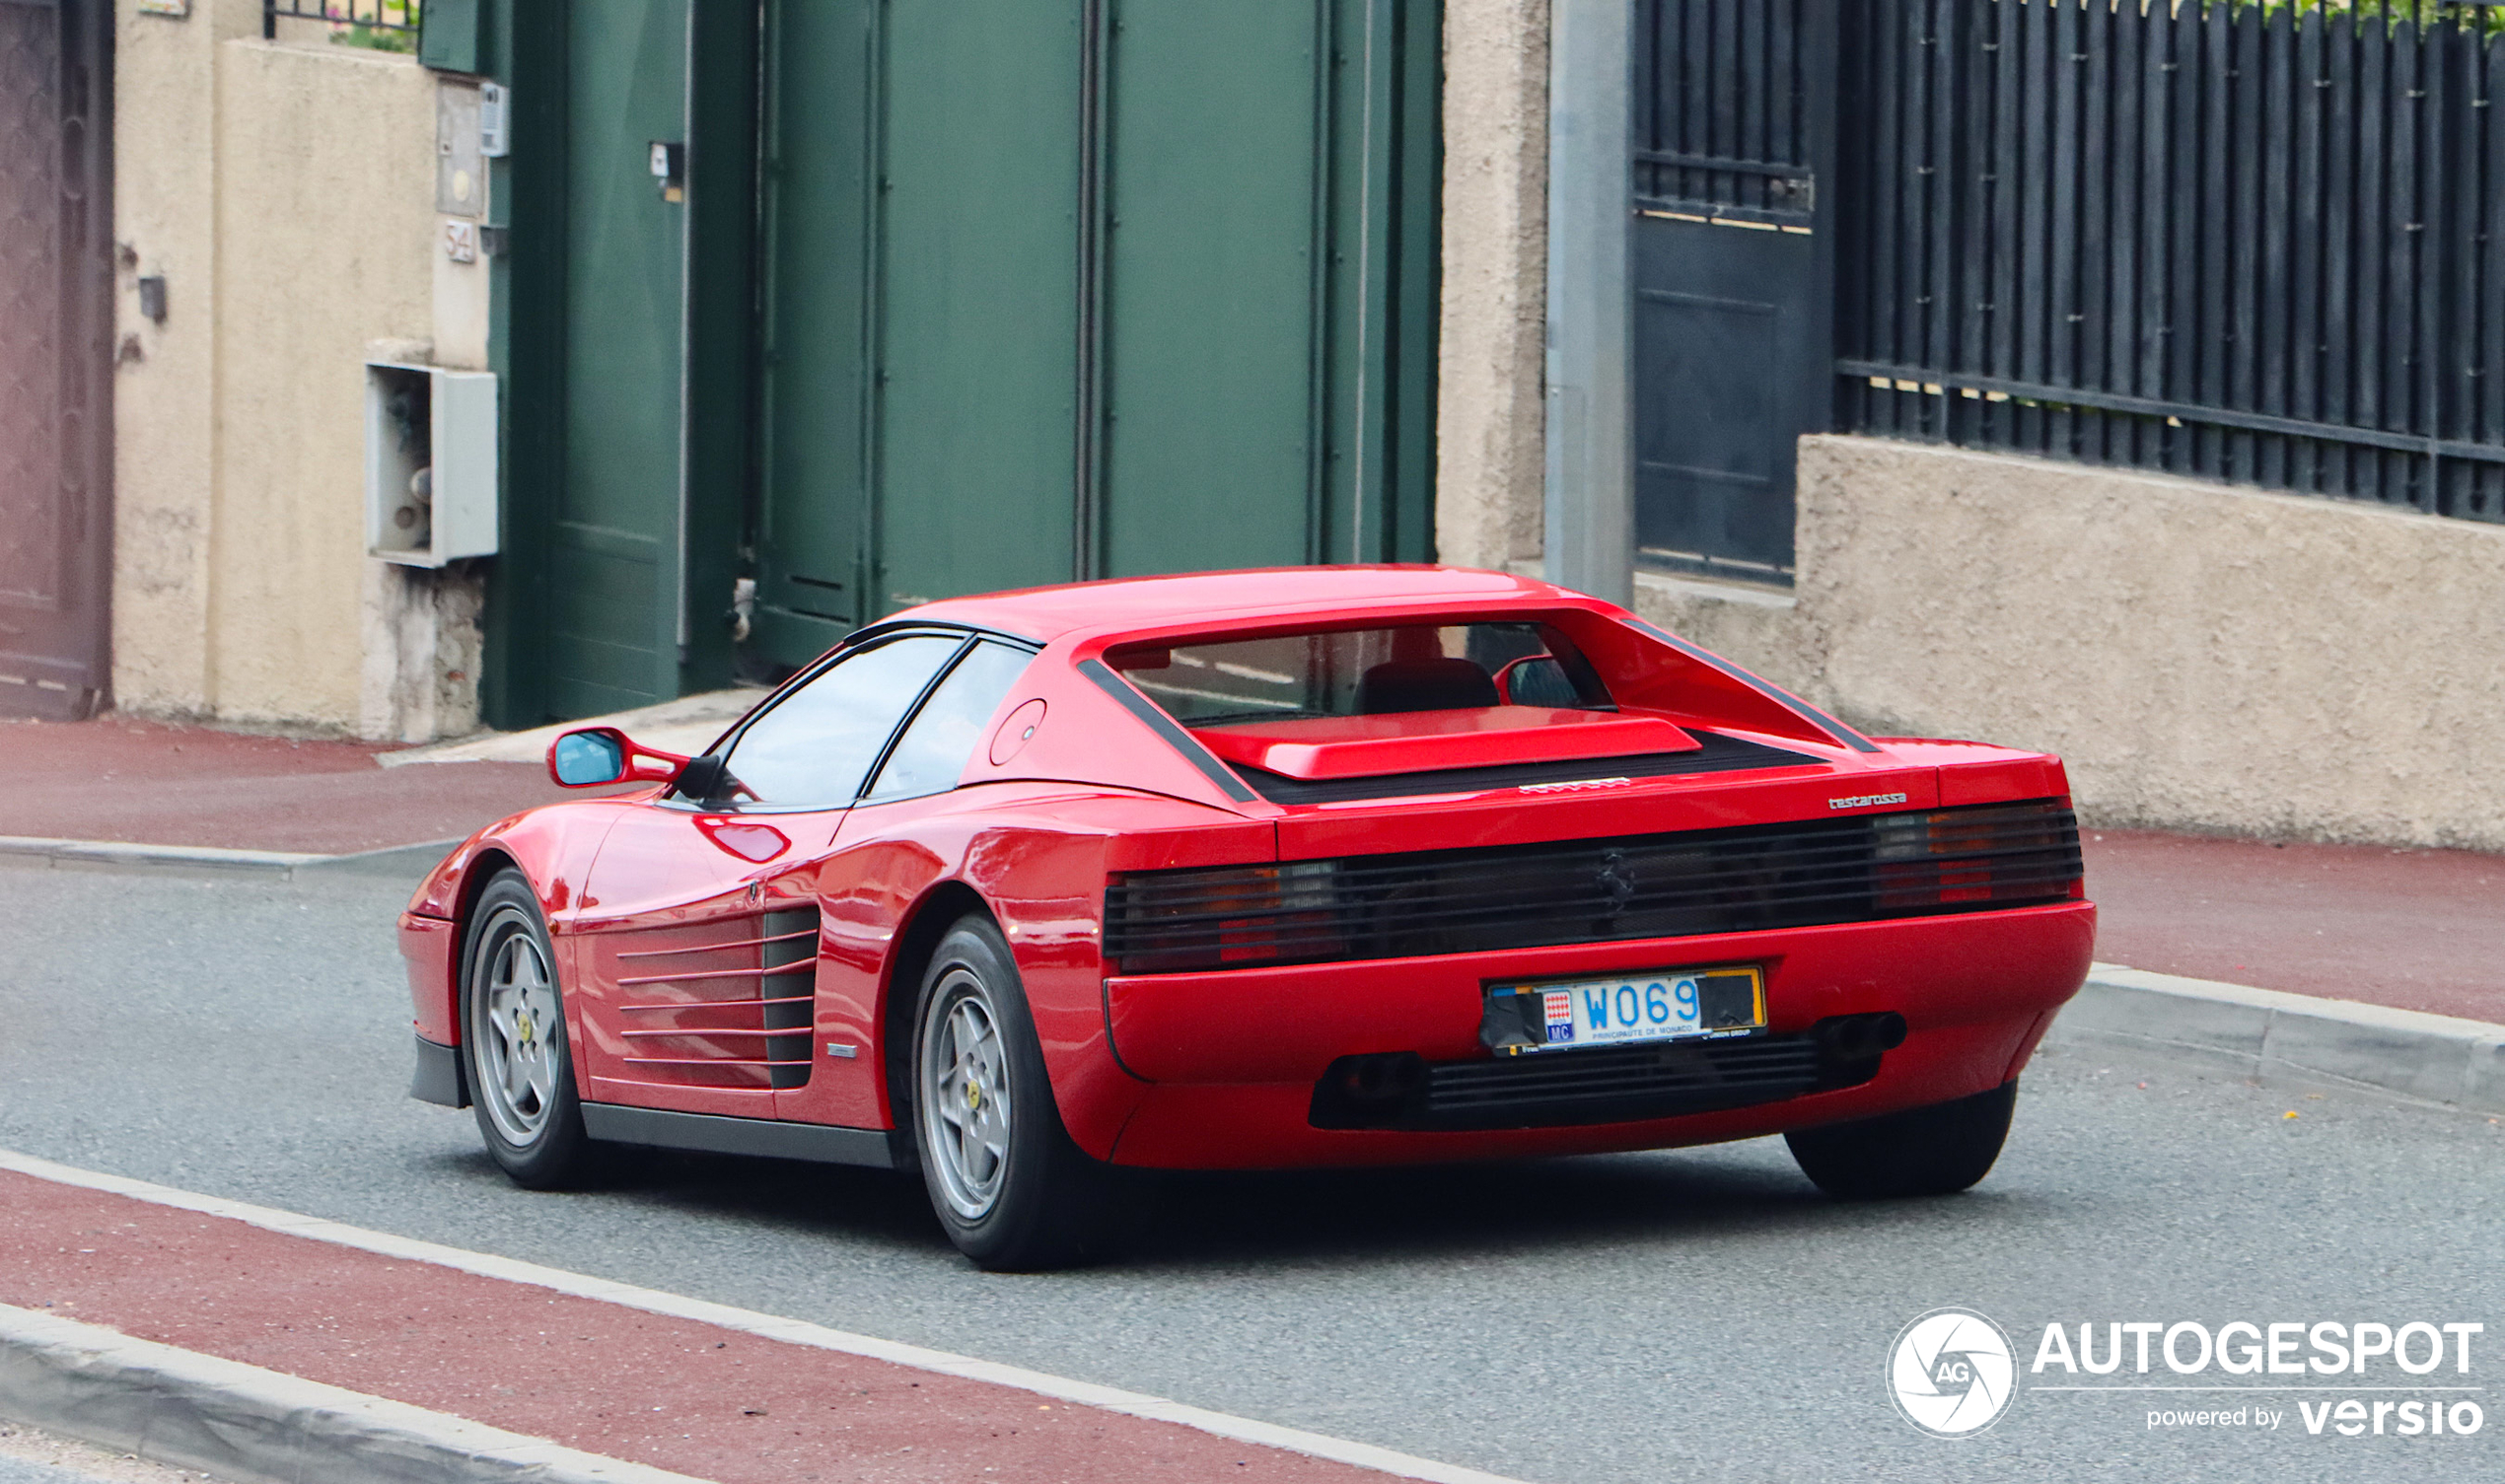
[1098,900,2093,1168]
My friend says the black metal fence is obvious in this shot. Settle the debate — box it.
[1834,0,2505,523]
[262,0,418,44]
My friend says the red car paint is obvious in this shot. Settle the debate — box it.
[399,567,2093,1169]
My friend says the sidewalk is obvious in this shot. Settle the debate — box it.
[0,1159,1493,1484]
[2080,828,2504,1024]
[0,716,588,858]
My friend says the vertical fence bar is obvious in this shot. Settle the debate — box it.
[1682,0,1710,205]
[1922,0,1956,438]
[2483,32,2505,518]
[2257,5,2294,489]
[2048,0,2083,459]
[2104,0,2140,462]
[2079,0,2112,462]
[1739,0,1768,211]
[2165,0,2202,477]
[1953,0,1991,446]
[2290,4,2326,494]
[1869,0,1904,435]
[2387,16,2423,507]
[2419,13,2450,515]
[2193,0,2228,479]
[2325,5,2359,498]
[2227,3,2263,482]
[2134,0,2170,464]
[1988,0,2020,398]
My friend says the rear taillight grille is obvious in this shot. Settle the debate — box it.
[1103,800,2082,974]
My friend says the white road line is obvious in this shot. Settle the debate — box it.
[0,1148,1533,1484]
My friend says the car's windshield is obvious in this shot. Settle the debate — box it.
[1109,622,1610,727]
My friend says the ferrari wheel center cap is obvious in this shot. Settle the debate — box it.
[516,1010,535,1046]
[965,1079,982,1110]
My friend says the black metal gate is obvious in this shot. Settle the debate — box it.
[1631,0,1838,584]
[0,0,110,720]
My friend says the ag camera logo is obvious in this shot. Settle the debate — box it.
[1890,1307,2018,1438]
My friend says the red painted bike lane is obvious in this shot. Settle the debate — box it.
[0,1167,1422,1484]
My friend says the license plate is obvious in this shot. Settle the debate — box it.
[1484,966,1765,1055]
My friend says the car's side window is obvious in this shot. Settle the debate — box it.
[708,634,964,809]
[865,641,1037,802]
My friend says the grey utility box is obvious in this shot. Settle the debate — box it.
[366,361,498,566]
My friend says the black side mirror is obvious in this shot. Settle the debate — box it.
[674,754,732,803]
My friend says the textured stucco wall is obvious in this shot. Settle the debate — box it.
[108,0,253,716]
[111,3,444,735]
[1435,0,1548,570]
[208,40,435,730]
[1633,436,2505,852]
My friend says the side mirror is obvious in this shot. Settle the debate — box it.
[547,727,689,788]
[1493,655,1578,707]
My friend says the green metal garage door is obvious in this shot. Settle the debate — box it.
[749,0,1438,672]
[542,0,688,718]
[492,0,1437,715]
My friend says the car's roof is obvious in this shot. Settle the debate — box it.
[893,566,1577,643]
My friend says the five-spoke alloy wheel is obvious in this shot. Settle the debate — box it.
[462,869,594,1187]
[909,915,1106,1269]
[919,969,1015,1221]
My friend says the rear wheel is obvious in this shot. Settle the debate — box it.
[462,870,596,1189]
[910,915,1106,1270]
[1784,1080,2018,1200]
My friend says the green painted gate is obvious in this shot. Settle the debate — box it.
[531,1,689,718]
[490,0,1437,719]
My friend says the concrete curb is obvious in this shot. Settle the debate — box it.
[2060,963,2505,1114]
[0,836,457,882]
[0,1304,706,1484]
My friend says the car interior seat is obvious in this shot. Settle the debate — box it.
[1356,658,1500,714]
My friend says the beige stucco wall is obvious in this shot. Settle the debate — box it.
[1632,436,2505,853]
[210,40,436,730]
[112,0,471,739]
[108,0,251,717]
[1435,0,1548,572]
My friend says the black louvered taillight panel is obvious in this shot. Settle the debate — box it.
[1104,800,2081,974]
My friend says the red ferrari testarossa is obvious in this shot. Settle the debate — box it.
[400,567,2094,1268]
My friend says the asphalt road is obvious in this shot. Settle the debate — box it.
[1,860,2498,1484]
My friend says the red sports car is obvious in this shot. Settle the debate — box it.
[400,568,2093,1268]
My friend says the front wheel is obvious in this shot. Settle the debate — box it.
[1784,1079,2018,1200]
[910,915,1106,1270]
[462,869,596,1189]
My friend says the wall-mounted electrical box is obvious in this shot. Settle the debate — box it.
[366,361,497,567]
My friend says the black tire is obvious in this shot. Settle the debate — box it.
[1784,1079,2019,1200]
[908,915,1108,1270]
[461,869,597,1189]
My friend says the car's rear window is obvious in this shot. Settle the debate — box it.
[1109,623,1610,726]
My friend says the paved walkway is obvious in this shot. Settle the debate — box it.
[2080,828,2504,1023]
[0,1167,1413,1484]
[0,716,590,856]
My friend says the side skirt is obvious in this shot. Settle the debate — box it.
[579,1104,906,1170]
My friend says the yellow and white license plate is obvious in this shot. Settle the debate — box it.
[1489,965,1765,1053]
